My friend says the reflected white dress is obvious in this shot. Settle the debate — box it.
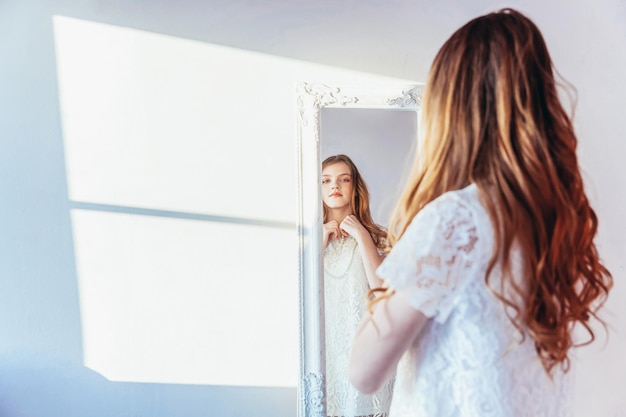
[376,184,571,417]
[324,235,394,417]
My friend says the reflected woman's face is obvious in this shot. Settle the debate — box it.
[321,162,353,211]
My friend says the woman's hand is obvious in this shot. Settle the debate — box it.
[340,215,368,242]
[323,220,345,249]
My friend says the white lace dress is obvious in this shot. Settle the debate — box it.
[376,184,571,417]
[324,235,394,417]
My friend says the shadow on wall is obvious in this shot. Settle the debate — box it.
[0,354,295,417]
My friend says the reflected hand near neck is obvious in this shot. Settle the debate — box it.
[339,215,368,243]
[323,220,347,249]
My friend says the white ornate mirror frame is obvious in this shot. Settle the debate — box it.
[295,82,424,417]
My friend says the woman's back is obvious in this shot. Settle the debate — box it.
[379,185,570,417]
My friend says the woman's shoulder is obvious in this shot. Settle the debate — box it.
[421,183,485,222]
[431,183,480,206]
[413,184,494,254]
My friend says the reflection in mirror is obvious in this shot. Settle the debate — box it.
[321,108,418,227]
[296,83,423,417]
[320,153,394,417]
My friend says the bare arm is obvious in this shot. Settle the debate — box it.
[349,289,429,394]
[340,215,384,288]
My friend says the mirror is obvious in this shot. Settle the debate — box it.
[296,82,424,417]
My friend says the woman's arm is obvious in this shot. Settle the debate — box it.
[340,215,384,288]
[349,289,429,394]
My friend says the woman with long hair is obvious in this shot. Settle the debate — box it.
[321,154,393,417]
[349,9,612,416]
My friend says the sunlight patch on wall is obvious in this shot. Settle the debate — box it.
[52,15,414,387]
[70,209,296,386]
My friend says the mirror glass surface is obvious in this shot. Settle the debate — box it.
[296,83,423,417]
[320,107,417,227]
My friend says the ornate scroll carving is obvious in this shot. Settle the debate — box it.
[303,372,325,417]
[297,83,359,134]
[387,85,424,108]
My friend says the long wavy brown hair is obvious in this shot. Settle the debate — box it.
[385,8,612,373]
[322,154,387,249]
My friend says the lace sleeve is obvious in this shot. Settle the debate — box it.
[376,192,479,324]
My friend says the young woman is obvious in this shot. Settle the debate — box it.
[321,154,393,417]
[348,9,612,417]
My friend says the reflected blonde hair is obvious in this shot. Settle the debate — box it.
[322,154,386,249]
[385,8,612,373]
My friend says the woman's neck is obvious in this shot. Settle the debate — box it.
[327,207,353,224]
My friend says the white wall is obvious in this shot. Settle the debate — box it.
[1,1,624,416]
